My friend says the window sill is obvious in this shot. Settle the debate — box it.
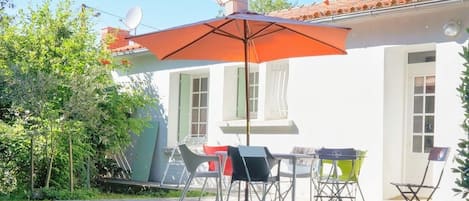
[218,119,297,134]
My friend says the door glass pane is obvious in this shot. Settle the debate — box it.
[199,109,207,122]
[200,93,207,107]
[199,124,206,135]
[412,136,422,153]
[408,51,436,64]
[255,101,258,111]
[425,96,435,113]
[191,109,198,123]
[192,94,199,107]
[424,136,434,153]
[191,124,198,135]
[249,100,254,111]
[201,78,208,91]
[413,116,423,133]
[414,77,424,94]
[249,86,255,97]
[426,76,435,93]
[249,72,258,83]
[424,115,434,133]
[413,96,423,113]
[193,79,199,92]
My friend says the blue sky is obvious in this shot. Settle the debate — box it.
[11,0,320,34]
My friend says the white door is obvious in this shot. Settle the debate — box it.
[404,61,435,184]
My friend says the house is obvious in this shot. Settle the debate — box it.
[108,0,469,200]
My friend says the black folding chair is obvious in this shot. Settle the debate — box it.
[390,147,450,201]
[225,145,281,201]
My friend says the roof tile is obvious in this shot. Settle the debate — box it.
[111,44,143,53]
[269,0,433,20]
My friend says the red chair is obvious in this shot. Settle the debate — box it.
[203,145,233,176]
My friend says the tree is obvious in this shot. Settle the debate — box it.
[249,0,294,14]
[455,27,469,200]
[0,0,154,195]
[0,0,14,11]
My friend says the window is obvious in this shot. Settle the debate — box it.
[177,73,209,141]
[237,67,259,119]
[408,51,436,64]
[191,76,209,137]
[222,60,290,129]
[412,75,435,153]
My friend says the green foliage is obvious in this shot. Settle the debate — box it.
[454,28,469,199]
[0,0,155,194]
[0,185,208,200]
[41,187,99,200]
[249,0,294,14]
[0,122,31,194]
[0,0,14,11]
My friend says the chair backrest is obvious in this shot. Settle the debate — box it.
[317,148,357,160]
[178,144,204,173]
[291,146,316,165]
[428,147,449,161]
[203,144,233,176]
[228,146,273,182]
[336,150,366,181]
[317,148,360,181]
[420,147,450,188]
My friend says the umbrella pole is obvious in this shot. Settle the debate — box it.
[244,45,250,146]
[243,20,251,201]
[243,39,251,201]
[243,21,250,147]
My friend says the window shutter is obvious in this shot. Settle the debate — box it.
[178,74,191,141]
[266,62,288,119]
[237,68,246,118]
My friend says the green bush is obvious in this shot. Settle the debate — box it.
[0,0,154,194]
[41,187,99,200]
[455,28,469,199]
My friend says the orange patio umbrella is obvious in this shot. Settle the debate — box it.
[129,11,350,146]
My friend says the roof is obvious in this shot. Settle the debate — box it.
[111,0,441,53]
[269,0,442,21]
[111,43,144,53]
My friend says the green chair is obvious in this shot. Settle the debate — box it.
[315,148,366,201]
[335,150,366,200]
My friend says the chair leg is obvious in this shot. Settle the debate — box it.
[225,181,237,201]
[309,176,313,201]
[179,174,195,201]
[217,176,223,201]
[198,177,209,201]
[357,182,365,201]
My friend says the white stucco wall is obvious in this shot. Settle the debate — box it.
[113,1,469,200]
[434,41,466,200]
[383,45,407,198]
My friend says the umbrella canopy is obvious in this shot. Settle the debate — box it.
[129,11,350,145]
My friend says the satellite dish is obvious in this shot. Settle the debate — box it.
[124,6,142,30]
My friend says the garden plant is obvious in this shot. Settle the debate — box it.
[455,28,469,200]
[0,0,155,199]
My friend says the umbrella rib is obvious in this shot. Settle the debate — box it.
[162,19,239,60]
[275,24,347,54]
[204,23,244,41]
[248,22,281,40]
